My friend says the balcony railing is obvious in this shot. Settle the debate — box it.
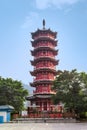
[33,90,56,94]
[33,78,54,82]
[34,55,55,60]
[34,35,55,40]
[34,44,54,49]
[34,66,56,70]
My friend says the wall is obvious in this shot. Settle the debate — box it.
[0,112,7,122]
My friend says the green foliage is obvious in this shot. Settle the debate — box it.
[0,77,29,113]
[52,69,87,117]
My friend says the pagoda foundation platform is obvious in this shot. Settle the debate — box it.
[13,118,76,123]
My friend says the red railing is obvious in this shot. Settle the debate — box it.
[33,90,55,94]
[34,44,54,49]
[34,55,55,59]
[34,66,56,70]
[27,113,63,118]
[34,35,55,40]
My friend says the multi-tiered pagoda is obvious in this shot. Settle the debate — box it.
[26,20,59,115]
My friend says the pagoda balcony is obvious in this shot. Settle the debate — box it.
[31,40,57,47]
[34,35,55,40]
[34,55,55,60]
[34,44,55,49]
[31,48,58,57]
[34,66,56,70]
[33,78,54,82]
[33,90,56,95]
[31,59,59,66]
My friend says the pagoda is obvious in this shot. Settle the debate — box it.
[26,20,59,115]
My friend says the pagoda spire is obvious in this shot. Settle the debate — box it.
[43,19,45,29]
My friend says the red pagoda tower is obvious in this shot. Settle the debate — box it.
[26,20,59,115]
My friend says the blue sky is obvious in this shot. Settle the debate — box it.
[0,0,87,84]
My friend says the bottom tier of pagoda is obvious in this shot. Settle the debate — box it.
[26,94,63,118]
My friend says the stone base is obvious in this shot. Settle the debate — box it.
[13,118,76,123]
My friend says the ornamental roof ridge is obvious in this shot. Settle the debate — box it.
[31,28,57,35]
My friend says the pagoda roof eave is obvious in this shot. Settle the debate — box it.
[26,95,36,100]
[30,80,53,87]
[31,47,58,55]
[31,28,57,39]
[26,94,53,100]
[31,51,58,57]
[31,40,57,47]
[31,37,57,43]
[30,59,59,66]
[30,68,57,76]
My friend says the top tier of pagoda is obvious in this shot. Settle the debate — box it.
[31,19,57,39]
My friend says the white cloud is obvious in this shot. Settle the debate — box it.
[35,0,80,9]
[21,12,39,29]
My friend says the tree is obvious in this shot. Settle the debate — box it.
[0,77,29,113]
[52,69,87,118]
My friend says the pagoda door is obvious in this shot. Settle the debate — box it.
[43,102,47,111]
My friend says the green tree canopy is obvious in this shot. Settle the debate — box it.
[0,77,29,113]
[52,69,87,117]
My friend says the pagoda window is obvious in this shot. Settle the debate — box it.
[46,61,48,66]
[41,51,43,56]
[44,40,47,43]
[43,61,46,66]
[38,41,40,45]
[41,61,43,67]
[46,51,48,56]
[48,61,51,67]
[44,61,47,66]
[38,42,40,46]
[37,42,39,45]
[42,51,46,56]
[46,42,48,46]
[37,51,39,55]
[44,84,45,87]
[40,102,42,107]
[34,44,36,48]
[36,102,38,106]
[38,62,40,67]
